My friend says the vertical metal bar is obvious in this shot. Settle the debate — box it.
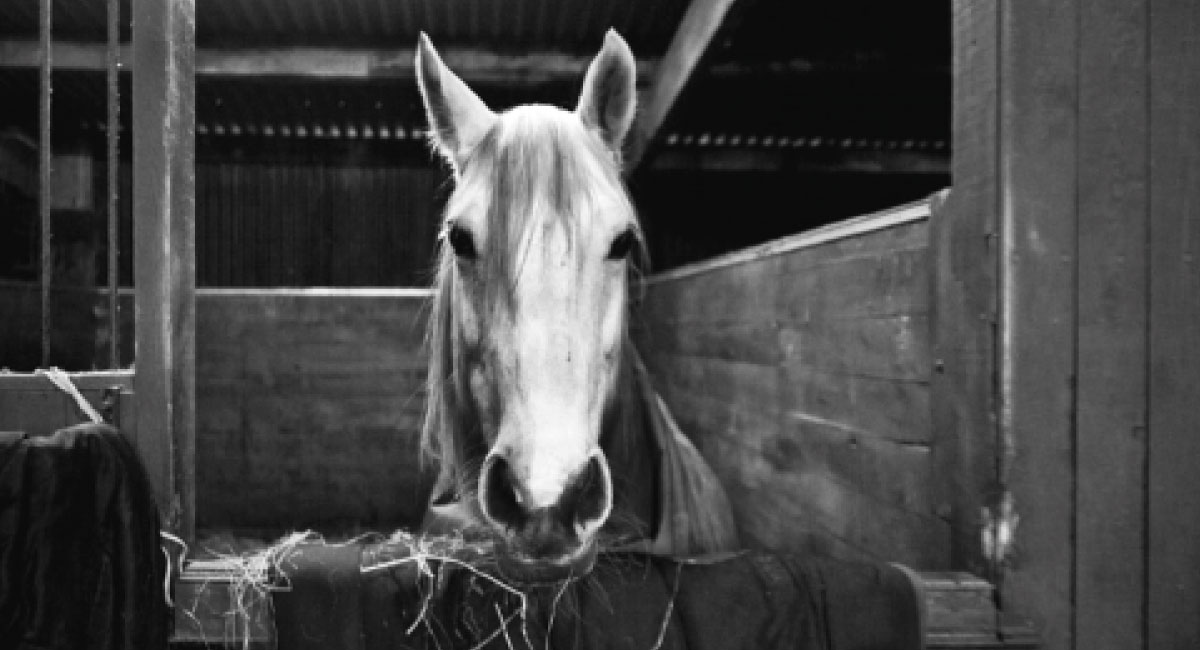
[38,0,52,368]
[107,0,120,367]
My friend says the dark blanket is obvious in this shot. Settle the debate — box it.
[0,424,168,650]
[275,540,924,650]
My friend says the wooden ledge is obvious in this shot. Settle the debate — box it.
[170,562,1039,649]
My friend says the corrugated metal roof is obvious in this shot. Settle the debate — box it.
[0,0,690,55]
[0,0,950,167]
[200,0,689,54]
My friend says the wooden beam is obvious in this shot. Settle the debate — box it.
[0,39,658,84]
[132,0,196,542]
[624,0,750,173]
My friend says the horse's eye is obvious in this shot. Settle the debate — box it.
[606,229,635,261]
[447,224,477,260]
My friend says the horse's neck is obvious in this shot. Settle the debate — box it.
[599,348,663,543]
[614,347,742,556]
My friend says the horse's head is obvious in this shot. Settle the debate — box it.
[417,31,644,582]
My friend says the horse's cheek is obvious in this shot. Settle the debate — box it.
[469,366,497,441]
[599,277,626,365]
[454,290,483,349]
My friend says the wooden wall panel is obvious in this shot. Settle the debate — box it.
[1074,2,1149,647]
[0,373,132,437]
[193,290,433,534]
[961,0,1200,646]
[1148,0,1200,646]
[996,1,1079,649]
[638,203,948,568]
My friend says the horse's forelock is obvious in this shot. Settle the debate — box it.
[461,108,639,300]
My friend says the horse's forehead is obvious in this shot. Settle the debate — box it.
[450,107,629,233]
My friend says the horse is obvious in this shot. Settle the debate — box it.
[415,29,739,583]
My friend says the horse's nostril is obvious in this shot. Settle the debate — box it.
[480,455,525,531]
[569,453,613,534]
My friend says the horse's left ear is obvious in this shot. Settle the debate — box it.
[415,32,497,171]
[576,29,637,154]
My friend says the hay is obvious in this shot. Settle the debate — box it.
[183,529,682,650]
[183,529,526,649]
[181,530,321,649]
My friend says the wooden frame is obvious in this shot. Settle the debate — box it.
[0,40,657,86]
[131,0,196,541]
[949,1,1200,647]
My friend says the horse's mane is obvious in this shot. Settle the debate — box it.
[420,107,649,508]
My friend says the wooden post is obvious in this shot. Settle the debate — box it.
[105,0,120,368]
[933,0,1000,581]
[38,0,51,367]
[995,2,1079,649]
[132,0,196,542]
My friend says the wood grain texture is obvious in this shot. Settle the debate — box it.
[194,292,432,533]
[936,0,1000,578]
[1075,1,1149,647]
[1148,0,1200,646]
[995,2,1079,649]
[639,206,945,567]
[0,371,134,437]
[131,0,196,540]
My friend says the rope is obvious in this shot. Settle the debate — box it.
[35,367,104,424]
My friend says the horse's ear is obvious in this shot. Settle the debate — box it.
[415,33,497,171]
[576,29,637,154]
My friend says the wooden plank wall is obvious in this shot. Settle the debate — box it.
[0,372,133,437]
[0,288,434,535]
[636,200,950,568]
[193,289,433,534]
[1147,1,1200,647]
[956,0,1200,647]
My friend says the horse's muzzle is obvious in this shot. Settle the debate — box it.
[478,451,612,582]
[494,531,599,584]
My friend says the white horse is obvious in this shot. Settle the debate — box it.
[416,30,738,583]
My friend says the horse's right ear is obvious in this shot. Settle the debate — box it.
[577,30,637,154]
[415,33,497,172]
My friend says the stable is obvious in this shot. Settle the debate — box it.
[0,1,1196,649]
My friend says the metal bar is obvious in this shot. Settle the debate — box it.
[106,0,120,368]
[38,0,51,368]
